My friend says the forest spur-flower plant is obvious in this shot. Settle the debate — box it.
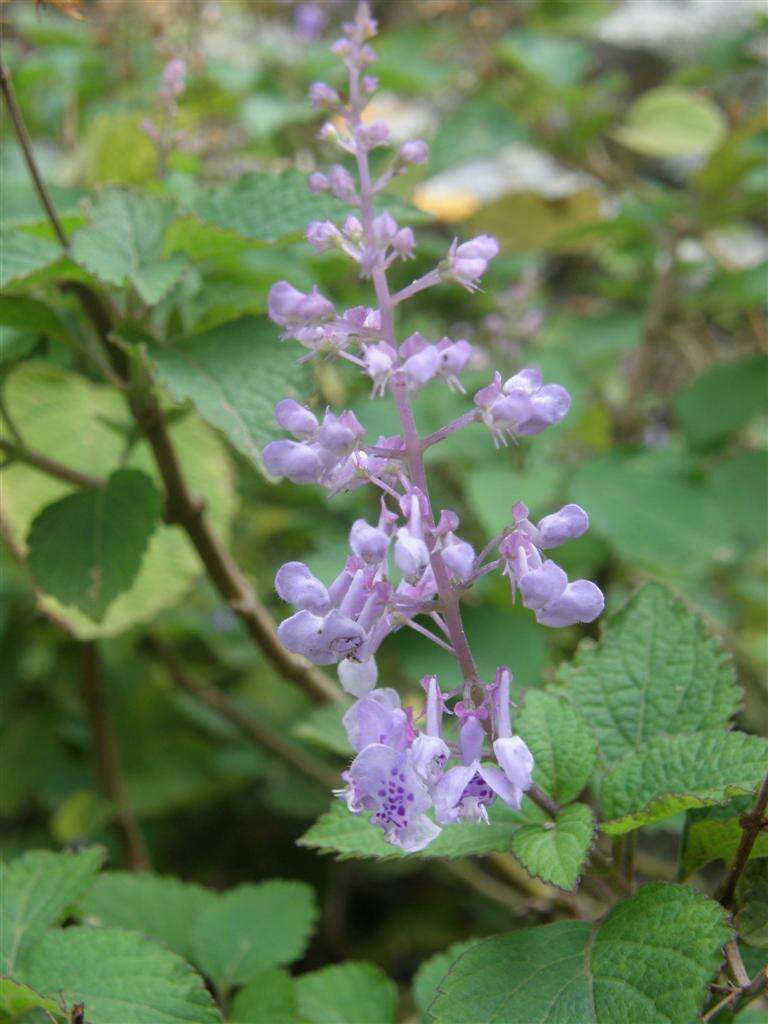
[263,4,604,852]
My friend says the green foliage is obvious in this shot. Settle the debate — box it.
[71,191,188,304]
[411,940,480,1023]
[78,871,214,962]
[230,969,297,1024]
[27,468,162,621]
[675,355,768,449]
[0,978,63,1021]
[1,847,104,975]
[0,227,61,287]
[516,690,597,803]
[22,927,220,1024]
[149,317,304,468]
[511,804,596,891]
[430,884,730,1023]
[192,881,317,995]
[600,731,768,835]
[81,112,159,186]
[734,859,768,947]
[613,87,727,158]
[294,962,398,1024]
[559,584,739,764]
[680,799,768,879]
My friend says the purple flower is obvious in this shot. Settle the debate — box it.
[349,518,390,563]
[162,58,187,98]
[275,561,330,613]
[340,744,440,852]
[328,165,357,203]
[263,440,322,484]
[268,281,335,328]
[274,399,318,439]
[502,369,571,436]
[448,235,499,291]
[277,607,365,664]
[436,338,473,392]
[342,688,411,751]
[398,139,429,165]
[441,535,475,583]
[338,656,378,696]
[306,220,342,252]
[536,503,589,548]
[309,82,340,109]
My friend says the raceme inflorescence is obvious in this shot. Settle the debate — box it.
[263,4,604,852]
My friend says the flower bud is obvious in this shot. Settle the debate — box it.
[392,227,415,259]
[308,171,329,194]
[398,139,429,165]
[262,439,322,484]
[402,346,439,390]
[535,580,604,628]
[274,399,318,439]
[536,504,589,549]
[306,220,342,252]
[268,281,335,326]
[449,234,499,290]
[309,81,340,109]
[275,561,330,614]
[328,164,356,202]
[350,519,389,563]
[358,121,389,150]
[441,538,475,582]
[338,657,378,696]
[394,528,430,580]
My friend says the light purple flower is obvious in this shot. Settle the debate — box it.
[263,439,322,484]
[338,656,378,696]
[268,281,335,327]
[441,536,475,583]
[275,561,330,614]
[398,139,429,165]
[342,688,410,751]
[309,82,340,109]
[277,607,365,664]
[448,234,499,291]
[536,504,589,548]
[274,399,318,439]
[349,518,389,564]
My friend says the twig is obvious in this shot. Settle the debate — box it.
[725,938,750,988]
[441,859,525,915]
[145,635,339,790]
[718,772,768,908]
[79,642,150,871]
[0,62,341,706]
[0,61,69,248]
[0,439,103,490]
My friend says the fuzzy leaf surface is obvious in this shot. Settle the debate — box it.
[26,468,161,621]
[511,803,596,891]
[735,859,768,947]
[149,317,303,467]
[559,583,739,764]
[516,690,597,803]
[295,962,397,1024]
[430,884,730,1023]
[192,881,316,995]
[22,926,220,1024]
[0,847,104,975]
[78,871,215,962]
[230,969,297,1024]
[412,940,480,1023]
[600,731,768,835]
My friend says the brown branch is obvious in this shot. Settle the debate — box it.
[0,61,340,705]
[0,61,69,248]
[79,642,150,871]
[145,635,339,790]
[718,772,768,908]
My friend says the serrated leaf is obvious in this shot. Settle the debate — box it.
[680,798,768,879]
[558,583,739,764]
[676,355,768,449]
[600,731,768,835]
[21,927,220,1024]
[511,804,595,891]
[71,191,188,305]
[2,361,236,637]
[430,883,730,1024]
[1,847,104,975]
[0,977,64,1019]
[295,963,397,1024]
[78,871,215,962]
[149,318,303,466]
[0,228,62,287]
[230,969,297,1024]
[735,860,768,947]
[192,881,317,995]
[190,171,348,244]
[614,87,727,159]
[516,691,597,803]
[298,800,540,861]
[26,468,162,621]
[412,940,480,1022]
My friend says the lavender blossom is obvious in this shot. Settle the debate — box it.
[263,3,605,852]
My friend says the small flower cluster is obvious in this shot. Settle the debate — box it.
[336,668,533,852]
[262,4,604,852]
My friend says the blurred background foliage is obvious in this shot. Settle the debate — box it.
[1,0,766,999]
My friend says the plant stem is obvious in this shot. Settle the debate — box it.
[718,771,768,908]
[421,410,479,450]
[79,642,151,870]
[0,438,102,490]
[145,636,339,789]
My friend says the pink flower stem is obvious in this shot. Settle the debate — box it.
[391,268,441,306]
[421,410,479,450]
[405,619,456,656]
[349,61,480,689]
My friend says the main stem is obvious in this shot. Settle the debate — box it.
[349,67,478,687]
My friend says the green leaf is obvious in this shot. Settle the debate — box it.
[0,295,68,341]
[516,691,597,803]
[26,468,162,622]
[428,94,529,175]
[2,362,236,638]
[430,883,730,1024]
[149,317,303,467]
[680,798,768,879]
[190,171,348,244]
[735,860,768,948]
[21,927,220,1024]
[676,355,768,448]
[558,583,740,764]
[613,87,727,159]
[511,804,596,892]
[0,228,61,287]
[293,702,353,758]
[412,940,480,1023]
[498,30,591,88]
[299,800,540,861]
[192,881,317,995]
[71,191,188,304]
[78,871,214,963]
[0,978,64,1020]
[230,969,297,1024]
[295,963,397,1024]
[600,731,768,835]
[1,847,104,975]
